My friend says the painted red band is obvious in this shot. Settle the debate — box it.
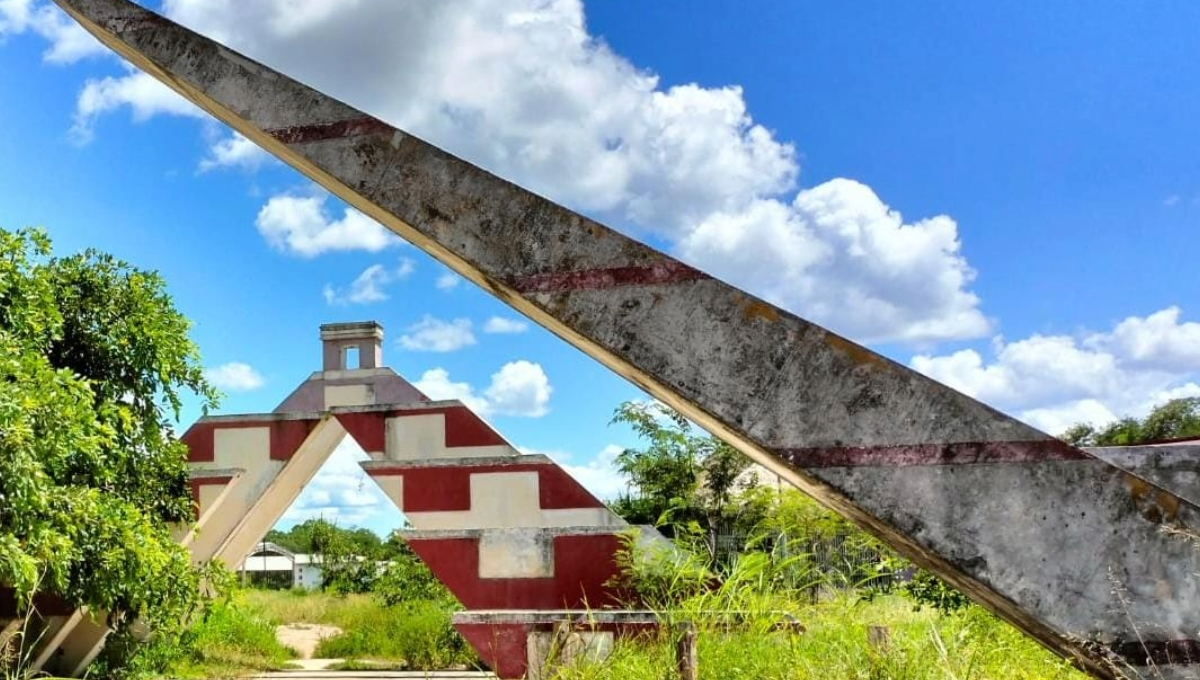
[777,439,1090,468]
[182,419,318,463]
[405,533,622,610]
[336,405,507,455]
[366,462,606,512]
[267,117,393,144]
[454,620,659,679]
[510,260,709,294]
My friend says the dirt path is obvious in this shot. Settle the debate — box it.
[275,623,342,659]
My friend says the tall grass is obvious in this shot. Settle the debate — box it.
[109,594,297,680]
[242,589,477,670]
[552,532,1088,680]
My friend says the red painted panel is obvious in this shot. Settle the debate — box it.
[184,419,319,463]
[406,534,623,610]
[438,406,507,447]
[367,461,606,513]
[268,419,317,461]
[335,412,386,453]
[537,465,606,510]
[182,423,215,462]
[454,620,661,678]
[392,467,472,512]
[454,623,530,679]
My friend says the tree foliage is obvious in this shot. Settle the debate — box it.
[0,228,216,631]
[609,400,758,563]
[1061,397,1200,446]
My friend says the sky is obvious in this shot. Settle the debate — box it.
[2,0,1199,536]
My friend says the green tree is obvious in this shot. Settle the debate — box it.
[1062,397,1200,446]
[609,400,756,564]
[0,229,217,635]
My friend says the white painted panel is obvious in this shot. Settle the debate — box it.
[324,384,372,407]
[478,531,553,578]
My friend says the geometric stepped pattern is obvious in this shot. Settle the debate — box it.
[7,321,646,678]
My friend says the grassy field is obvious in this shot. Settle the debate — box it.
[552,595,1089,680]
[118,587,1092,679]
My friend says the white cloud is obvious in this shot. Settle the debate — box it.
[199,131,272,172]
[323,259,415,305]
[398,315,476,352]
[71,67,204,143]
[911,307,1200,434]
[1,1,104,63]
[204,361,265,392]
[35,0,987,344]
[680,180,989,344]
[256,192,399,257]
[1163,195,1182,208]
[414,360,552,417]
[435,272,461,291]
[1086,307,1200,372]
[483,316,529,334]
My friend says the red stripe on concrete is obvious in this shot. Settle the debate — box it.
[537,465,607,510]
[182,423,215,462]
[335,412,386,453]
[777,439,1090,468]
[267,117,393,144]
[453,623,528,679]
[510,260,709,294]
[337,406,505,454]
[269,419,317,461]
[366,463,606,512]
[406,533,622,610]
[454,620,660,679]
[183,419,319,463]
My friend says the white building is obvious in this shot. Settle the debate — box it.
[237,542,325,589]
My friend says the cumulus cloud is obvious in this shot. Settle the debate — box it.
[680,180,989,344]
[483,316,529,334]
[27,0,989,345]
[912,307,1200,434]
[1,1,103,63]
[256,192,399,257]
[323,259,415,305]
[71,67,204,143]
[398,316,476,352]
[435,272,461,291]
[414,360,552,417]
[204,361,265,392]
[199,131,272,172]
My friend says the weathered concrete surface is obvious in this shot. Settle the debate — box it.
[48,1,1200,677]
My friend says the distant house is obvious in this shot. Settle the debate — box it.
[237,542,325,590]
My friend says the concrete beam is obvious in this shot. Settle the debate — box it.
[49,0,1200,676]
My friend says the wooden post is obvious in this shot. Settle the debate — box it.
[676,622,697,680]
[867,625,891,654]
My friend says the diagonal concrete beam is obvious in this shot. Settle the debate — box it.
[50,1,1200,676]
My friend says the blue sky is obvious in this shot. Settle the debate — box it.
[2,0,1199,535]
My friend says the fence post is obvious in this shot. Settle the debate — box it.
[676,622,697,680]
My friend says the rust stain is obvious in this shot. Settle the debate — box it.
[824,332,887,369]
[1124,473,1182,524]
[742,301,780,324]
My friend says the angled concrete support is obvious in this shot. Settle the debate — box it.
[46,1,1200,676]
